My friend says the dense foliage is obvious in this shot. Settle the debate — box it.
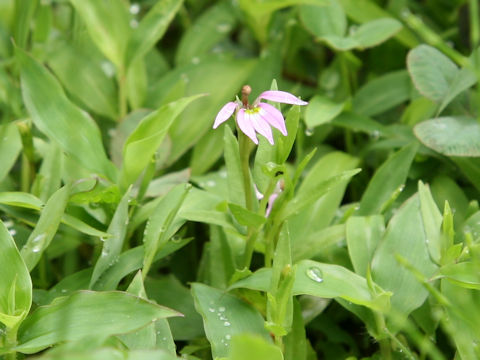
[1,0,480,359]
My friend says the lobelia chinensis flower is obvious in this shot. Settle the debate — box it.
[213,85,308,145]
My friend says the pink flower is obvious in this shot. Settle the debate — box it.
[213,86,308,145]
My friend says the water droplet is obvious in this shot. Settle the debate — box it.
[101,247,110,257]
[8,229,16,236]
[208,308,215,313]
[101,61,116,78]
[171,235,182,243]
[224,321,231,326]
[305,128,314,136]
[206,180,216,187]
[218,306,226,312]
[225,334,231,340]
[219,170,227,178]
[31,234,47,253]
[61,289,67,293]
[370,130,380,140]
[348,25,358,35]
[130,19,139,28]
[130,3,140,14]
[306,267,324,283]
[191,57,200,64]
[216,23,231,33]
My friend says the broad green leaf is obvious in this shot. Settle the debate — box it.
[0,220,31,327]
[359,142,418,215]
[18,48,116,180]
[440,263,480,289]
[230,259,388,311]
[190,127,225,175]
[372,194,438,315]
[407,45,476,109]
[69,0,130,69]
[21,185,70,271]
[227,334,283,360]
[146,276,204,341]
[240,0,328,15]
[418,181,443,264]
[126,0,183,69]
[300,1,346,38]
[175,2,236,65]
[48,42,118,119]
[289,151,359,248]
[126,57,147,109]
[121,94,203,188]
[0,122,22,183]
[90,189,130,289]
[414,116,480,157]
[191,283,272,359]
[337,0,418,48]
[321,18,402,51]
[283,300,307,360]
[228,203,266,228]
[292,224,345,262]
[304,95,345,128]
[16,291,181,354]
[352,70,411,117]
[143,184,191,277]
[280,168,361,220]
[33,348,179,360]
[346,215,384,277]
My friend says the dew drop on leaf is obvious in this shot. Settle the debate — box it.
[306,266,324,283]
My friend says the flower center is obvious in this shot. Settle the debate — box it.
[245,107,260,115]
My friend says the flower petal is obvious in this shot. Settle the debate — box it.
[236,109,258,144]
[258,90,308,105]
[249,112,274,145]
[258,103,287,136]
[213,102,238,128]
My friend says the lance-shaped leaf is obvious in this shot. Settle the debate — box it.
[21,185,70,271]
[16,291,181,354]
[0,220,32,328]
[17,48,116,180]
[69,0,130,69]
[121,95,204,188]
[90,189,131,289]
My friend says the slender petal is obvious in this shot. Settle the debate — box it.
[266,193,279,217]
[258,103,287,136]
[213,101,237,128]
[254,184,264,200]
[236,109,258,144]
[258,90,308,105]
[249,111,274,145]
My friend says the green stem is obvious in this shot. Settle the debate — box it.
[374,312,392,360]
[470,0,480,50]
[5,323,19,360]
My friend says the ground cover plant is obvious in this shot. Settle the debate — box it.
[2,0,480,359]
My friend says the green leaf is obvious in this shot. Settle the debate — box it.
[90,189,131,289]
[143,184,191,277]
[20,185,70,271]
[126,57,147,109]
[191,283,272,359]
[407,45,476,109]
[31,143,62,202]
[241,0,328,15]
[280,168,361,220]
[304,95,345,128]
[175,2,236,65]
[69,0,130,69]
[230,259,388,311]
[346,215,384,277]
[121,94,203,187]
[418,181,443,264]
[228,203,266,228]
[48,42,118,119]
[12,0,37,49]
[321,18,402,51]
[126,0,183,69]
[0,220,31,327]
[414,116,480,157]
[300,1,346,38]
[227,334,283,360]
[440,262,480,289]
[16,291,181,354]
[359,142,418,215]
[0,122,22,183]
[18,48,116,180]
[352,70,411,117]
[372,194,438,316]
[0,191,43,210]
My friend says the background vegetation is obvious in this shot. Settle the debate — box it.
[1,0,480,359]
